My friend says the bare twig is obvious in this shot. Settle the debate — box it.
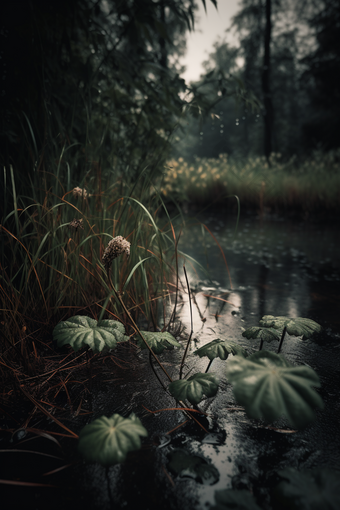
[179,264,193,379]
[108,272,173,383]
[277,326,287,353]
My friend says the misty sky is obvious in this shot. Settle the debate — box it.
[181,0,241,83]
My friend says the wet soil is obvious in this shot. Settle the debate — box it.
[1,213,340,509]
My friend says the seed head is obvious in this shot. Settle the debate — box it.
[73,187,88,198]
[102,236,130,272]
[69,218,84,231]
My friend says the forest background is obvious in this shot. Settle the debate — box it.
[1,0,340,189]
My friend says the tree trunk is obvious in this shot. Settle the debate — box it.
[262,0,274,161]
[159,3,168,71]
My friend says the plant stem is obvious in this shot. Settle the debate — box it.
[259,338,264,351]
[277,326,287,353]
[205,359,214,373]
[179,264,193,379]
[168,228,181,329]
[108,273,173,383]
[106,467,114,507]
[107,271,206,430]
[149,352,168,392]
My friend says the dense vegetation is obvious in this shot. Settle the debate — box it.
[1,0,339,355]
[161,150,340,214]
[0,1,339,505]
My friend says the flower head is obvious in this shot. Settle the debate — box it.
[102,236,130,272]
[73,187,88,198]
[69,218,84,231]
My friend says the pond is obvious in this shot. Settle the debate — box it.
[178,211,340,333]
[2,212,340,510]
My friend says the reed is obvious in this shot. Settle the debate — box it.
[1,157,177,349]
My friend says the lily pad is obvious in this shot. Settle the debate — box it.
[194,339,248,360]
[242,326,281,343]
[167,449,219,485]
[212,489,262,510]
[259,316,322,339]
[226,351,324,428]
[169,372,219,405]
[78,413,148,466]
[53,315,129,352]
[137,330,181,354]
[271,468,340,510]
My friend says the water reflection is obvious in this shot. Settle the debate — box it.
[177,214,340,334]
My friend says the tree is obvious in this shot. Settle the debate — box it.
[171,35,261,160]
[300,0,340,151]
[262,0,274,160]
[229,0,319,158]
[231,0,264,154]
[1,0,224,186]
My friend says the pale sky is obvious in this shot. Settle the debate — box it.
[181,0,241,83]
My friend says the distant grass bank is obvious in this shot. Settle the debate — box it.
[160,151,340,216]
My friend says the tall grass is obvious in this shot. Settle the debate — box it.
[161,151,340,214]
[1,157,178,346]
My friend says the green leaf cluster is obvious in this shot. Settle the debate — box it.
[137,331,181,354]
[259,316,322,339]
[53,315,129,353]
[78,413,148,467]
[169,372,219,405]
[226,351,324,428]
[242,326,281,343]
[194,339,248,360]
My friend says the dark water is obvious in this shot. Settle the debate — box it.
[178,212,340,335]
[2,213,340,509]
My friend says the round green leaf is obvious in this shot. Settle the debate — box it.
[242,326,281,343]
[169,372,219,405]
[272,468,340,510]
[226,351,324,428]
[53,315,129,352]
[78,413,148,466]
[212,489,262,510]
[137,331,181,354]
[259,316,322,339]
[194,339,248,361]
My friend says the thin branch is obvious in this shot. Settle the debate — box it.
[205,359,214,373]
[108,271,173,383]
[149,352,168,392]
[277,326,287,353]
[179,264,193,379]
